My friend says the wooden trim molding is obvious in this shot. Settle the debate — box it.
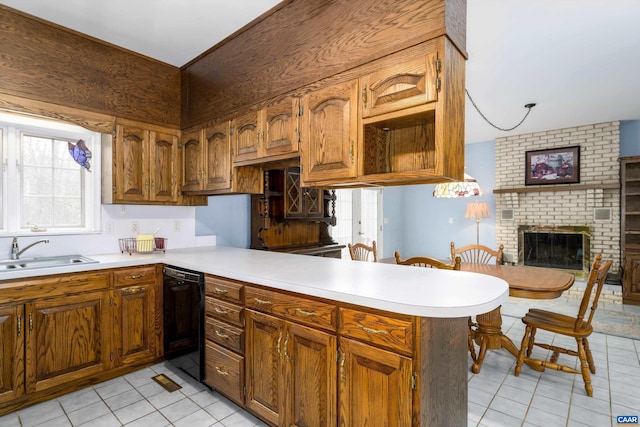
[493,183,620,194]
[0,93,115,134]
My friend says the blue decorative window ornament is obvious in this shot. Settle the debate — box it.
[68,139,92,171]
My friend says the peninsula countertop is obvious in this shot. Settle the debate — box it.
[0,246,509,318]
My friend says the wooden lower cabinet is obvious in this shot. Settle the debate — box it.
[245,310,284,426]
[205,341,244,406]
[337,337,413,427]
[25,291,112,394]
[623,254,640,304]
[113,283,156,366]
[0,304,24,405]
[0,266,163,416]
[245,309,337,427]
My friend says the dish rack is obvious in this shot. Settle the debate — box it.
[119,237,167,255]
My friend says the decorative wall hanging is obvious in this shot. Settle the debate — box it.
[525,146,580,185]
[68,139,92,171]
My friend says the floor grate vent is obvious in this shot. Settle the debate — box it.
[152,374,182,392]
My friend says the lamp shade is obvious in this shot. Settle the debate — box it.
[465,201,491,220]
[433,174,483,198]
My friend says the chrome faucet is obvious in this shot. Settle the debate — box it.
[11,237,50,260]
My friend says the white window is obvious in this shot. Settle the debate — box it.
[0,112,101,234]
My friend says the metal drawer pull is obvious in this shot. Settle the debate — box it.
[214,307,229,315]
[215,367,229,376]
[295,308,317,317]
[215,330,229,339]
[254,298,272,305]
[358,324,388,335]
[29,313,33,333]
[284,332,290,361]
[17,315,21,337]
[277,331,283,359]
[213,288,228,295]
[339,350,346,384]
[125,274,144,280]
[124,287,144,294]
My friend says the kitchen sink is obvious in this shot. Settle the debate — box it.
[0,255,98,271]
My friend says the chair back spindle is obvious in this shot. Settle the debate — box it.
[348,241,377,262]
[451,242,504,265]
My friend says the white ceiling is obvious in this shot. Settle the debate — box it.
[3,0,640,144]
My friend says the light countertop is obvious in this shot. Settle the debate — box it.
[0,246,508,318]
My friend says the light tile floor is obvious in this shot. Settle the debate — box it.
[1,296,639,427]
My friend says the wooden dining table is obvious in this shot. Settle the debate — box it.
[460,263,575,373]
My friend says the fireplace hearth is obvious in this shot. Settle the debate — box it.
[518,225,591,274]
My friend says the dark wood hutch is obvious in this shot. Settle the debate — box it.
[250,161,344,258]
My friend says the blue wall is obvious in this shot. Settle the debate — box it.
[382,140,497,260]
[620,120,640,157]
[195,194,251,247]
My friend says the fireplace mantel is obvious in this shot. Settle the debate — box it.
[493,183,619,194]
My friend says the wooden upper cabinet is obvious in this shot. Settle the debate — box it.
[204,121,232,191]
[148,131,179,202]
[361,52,439,119]
[181,127,204,192]
[232,111,260,164]
[262,97,299,159]
[182,122,263,195]
[115,124,148,203]
[301,80,359,184]
[232,97,300,166]
[107,120,180,204]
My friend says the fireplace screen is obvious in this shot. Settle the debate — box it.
[519,226,590,272]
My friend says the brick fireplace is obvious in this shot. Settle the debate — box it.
[494,121,621,278]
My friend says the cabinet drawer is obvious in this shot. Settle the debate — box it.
[245,286,336,331]
[338,308,414,355]
[205,317,244,354]
[205,275,244,304]
[205,297,244,327]
[205,341,244,406]
[114,266,156,287]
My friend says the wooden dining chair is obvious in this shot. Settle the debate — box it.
[394,252,461,270]
[348,241,377,262]
[451,241,505,368]
[450,242,504,265]
[393,252,476,360]
[514,254,612,397]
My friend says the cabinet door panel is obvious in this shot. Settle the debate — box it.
[149,131,179,202]
[233,112,260,163]
[205,341,244,406]
[338,337,412,427]
[361,53,438,118]
[182,128,203,192]
[245,310,284,426]
[115,124,148,202]
[0,305,24,405]
[624,255,640,299]
[286,322,336,427]
[301,80,358,183]
[204,122,231,191]
[114,284,155,366]
[263,97,298,158]
[25,291,110,394]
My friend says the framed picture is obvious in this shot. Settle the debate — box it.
[525,146,580,185]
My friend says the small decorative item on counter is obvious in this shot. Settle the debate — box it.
[136,234,154,252]
[118,237,168,255]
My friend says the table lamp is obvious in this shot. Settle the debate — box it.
[465,201,490,245]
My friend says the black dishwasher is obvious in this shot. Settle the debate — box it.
[163,265,204,382]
